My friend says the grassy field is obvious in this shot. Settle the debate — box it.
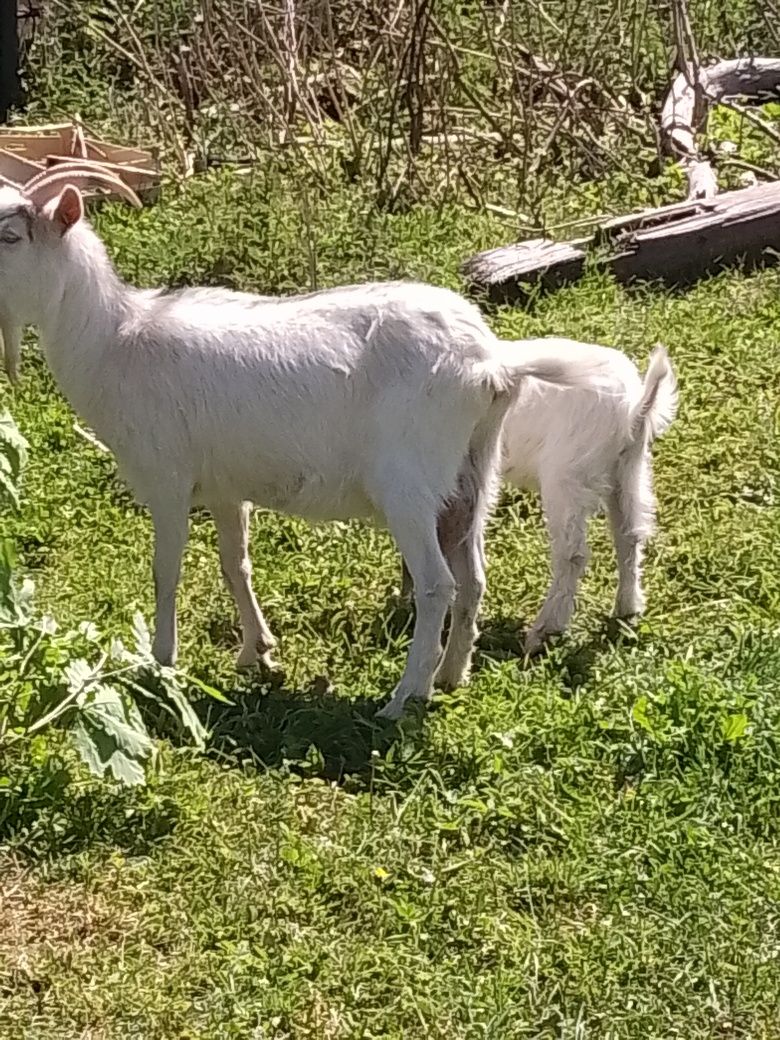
[3,0,780,1032]
[1,164,780,1038]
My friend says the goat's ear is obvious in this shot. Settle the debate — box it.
[44,186,84,235]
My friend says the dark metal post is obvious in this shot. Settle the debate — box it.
[0,1,21,124]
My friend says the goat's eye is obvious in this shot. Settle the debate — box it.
[0,230,20,244]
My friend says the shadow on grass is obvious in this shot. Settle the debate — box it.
[192,672,414,784]
[476,611,643,692]
[136,589,644,798]
[187,613,639,782]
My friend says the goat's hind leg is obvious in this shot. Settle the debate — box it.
[211,501,279,670]
[606,444,657,619]
[524,482,590,655]
[606,482,653,620]
[396,533,485,690]
[433,480,487,690]
[435,523,486,690]
[376,495,456,720]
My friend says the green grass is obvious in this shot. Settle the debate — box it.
[3,168,780,1038]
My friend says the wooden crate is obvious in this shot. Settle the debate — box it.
[0,122,160,203]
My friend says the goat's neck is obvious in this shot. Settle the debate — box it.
[37,223,129,420]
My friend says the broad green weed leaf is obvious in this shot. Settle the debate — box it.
[80,685,154,760]
[164,683,207,748]
[70,717,147,786]
[70,685,153,786]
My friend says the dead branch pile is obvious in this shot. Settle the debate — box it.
[463,47,780,299]
[31,0,681,209]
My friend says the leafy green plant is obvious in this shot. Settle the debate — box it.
[0,409,219,788]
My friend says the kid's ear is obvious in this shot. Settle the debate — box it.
[43,185,84,235]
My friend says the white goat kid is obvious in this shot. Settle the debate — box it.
[0,166,611,718]
[401,342,678,653]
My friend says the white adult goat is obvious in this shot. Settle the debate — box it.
[401,341,677,652]
[0,164,610,718]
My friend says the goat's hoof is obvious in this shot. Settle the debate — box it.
[434,665,470,692]
[236,646,284,680]
[260,652,285,678]
[376,698,405,721]
[523,629,548,657]
[236,631,279,666]
[377,686,431,720]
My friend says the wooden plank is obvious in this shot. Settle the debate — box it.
[461,238,587,301]
[598,181,780,240]
[0,132,71,159]
[83,139,157,168]
[44,154,158,180]
[610,187,780,286]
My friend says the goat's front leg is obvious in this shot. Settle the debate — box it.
[211,501,278,670]
[149,499,190,666]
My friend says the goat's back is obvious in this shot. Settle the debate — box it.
[108,281,502,520]
[500,340,643,491]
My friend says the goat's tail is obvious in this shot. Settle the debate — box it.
[486,337,616,397]
[629,344,678,443]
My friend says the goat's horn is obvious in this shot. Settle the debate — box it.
[24,159,119,192]
[26,168,142,209]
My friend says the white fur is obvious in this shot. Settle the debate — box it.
[504,342,677,652]
[0,184,613,716]
[404,341,677,652]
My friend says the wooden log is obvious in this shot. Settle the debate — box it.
[462,181,780,301]
[461,237,588,300]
